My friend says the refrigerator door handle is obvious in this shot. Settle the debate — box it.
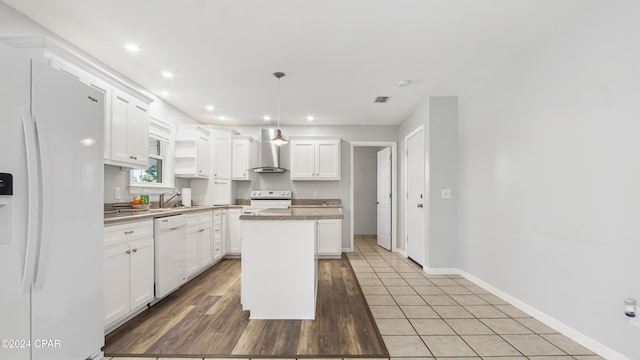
[20,109,43,295]
[32,113,50,292]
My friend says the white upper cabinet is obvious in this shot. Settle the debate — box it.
[174,126,210,179]
[290,137,341,181]
[211,129,232,179]
[50,57,113,160]
[232,136,257,181]
[8,37,153,169]
[109,88,149,168]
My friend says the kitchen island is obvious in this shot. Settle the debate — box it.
[240,207,343,320]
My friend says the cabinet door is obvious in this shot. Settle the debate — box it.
[290,140,316,180]
[213,180,231,205]
[196,132,210,177]
[110,89,130,164]
[86,74,112,160]
[227,209,242,255]
[129,238,154,310]
[316,219,342,257]
[213,131,231,179]
[128,99,149,166]
[104,243,130,327]
[186,226,200,277]
[110,89,148,168]
[232,139,249,180]
[199,227,213,267]
[315,140,341,180]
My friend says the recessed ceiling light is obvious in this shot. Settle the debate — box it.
[263,115,271,121]
[307,116,314,121]
[125,43,140,52]
[161,91,170,96]
[161,71,174,79]
[219,116,226,121]
[205,105,214,111]
[398,80,412,87]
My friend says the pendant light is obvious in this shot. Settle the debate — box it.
[270,72,288,145]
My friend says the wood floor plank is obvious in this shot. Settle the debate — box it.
[104,257,388,358]
[296,319,319,355]
[231,320,267,355]
[337,314,363,354]
[273,320,302,356]
[252,320,284,355]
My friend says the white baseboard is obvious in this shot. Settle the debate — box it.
[393,248,407,257]
[456,269,629,360]
[423,266,461,275]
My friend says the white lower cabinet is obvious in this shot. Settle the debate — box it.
[103,220,154,331]
[186,210,218,279]
[316,219,342,258]
[226,208,242,256]
[213,209,223,260]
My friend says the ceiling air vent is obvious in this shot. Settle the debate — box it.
[374,96,390,104]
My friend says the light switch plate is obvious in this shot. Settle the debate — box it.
[114,187,121,200]
[441,189,452,199]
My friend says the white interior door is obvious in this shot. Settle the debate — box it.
[406,128,425,266]
[377,147,392,250]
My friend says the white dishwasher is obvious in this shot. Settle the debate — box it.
[154,214,188,299]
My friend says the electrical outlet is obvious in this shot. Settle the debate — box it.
[114,187,121,200]
[441,189,452,199]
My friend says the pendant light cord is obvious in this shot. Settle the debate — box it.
[277,76,281,130]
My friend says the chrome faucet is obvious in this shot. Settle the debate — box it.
[159,191,181,208]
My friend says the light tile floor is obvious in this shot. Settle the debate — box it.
[108,236,604,360]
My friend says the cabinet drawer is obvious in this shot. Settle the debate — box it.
[199,210,213,225]
[104,220,153,246]
[186,213,199,227]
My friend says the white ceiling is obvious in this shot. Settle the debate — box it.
[3,0,583,126]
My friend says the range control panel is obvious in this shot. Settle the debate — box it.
[250,190,291,200]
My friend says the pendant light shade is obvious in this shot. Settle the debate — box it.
[270,72,288,145]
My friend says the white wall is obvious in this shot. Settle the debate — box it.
[233,125,397,249]
[397,96,458,269]
[353,147,379,234]
[458,1,640,358]
[0,2,199,203]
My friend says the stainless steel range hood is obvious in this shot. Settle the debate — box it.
[251,129,288,173]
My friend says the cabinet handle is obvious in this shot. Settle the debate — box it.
[199,229,204,232]
[126,250,131,255]
[124,230,134,235]
[129,155,138,160]
[132,248,137,253]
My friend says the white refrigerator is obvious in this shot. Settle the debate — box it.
[0,41,104,359]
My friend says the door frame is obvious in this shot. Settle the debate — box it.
[404,125,426,264]
[349,141,397,253]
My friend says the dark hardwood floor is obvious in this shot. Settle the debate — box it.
[104,257,388,358]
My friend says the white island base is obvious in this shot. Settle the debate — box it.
[241,219,317,319]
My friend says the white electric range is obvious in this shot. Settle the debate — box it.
[242,190,292,214]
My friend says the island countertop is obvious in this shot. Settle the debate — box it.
[240,207,344,220]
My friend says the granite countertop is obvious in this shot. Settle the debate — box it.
[240,207,344,221]
[104,205,243,225]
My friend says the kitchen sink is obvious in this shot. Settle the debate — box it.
[148,208,180,213]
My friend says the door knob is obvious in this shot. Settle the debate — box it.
[417,203,423,208]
